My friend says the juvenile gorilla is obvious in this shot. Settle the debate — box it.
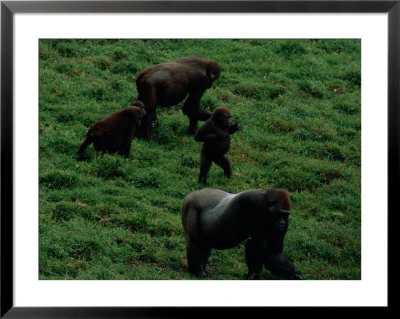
[77,101,145,157]
[181,188,302,280]
[136,55,221,139]
[194,107,241,184]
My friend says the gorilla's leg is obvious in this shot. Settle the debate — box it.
[137,83,157,140]
[214,156,232,178]
[182,89,211,134]
[245,238,264,280]
[118,140,132,158]
[186,240,209,277]
[201,247,212,274]
[199,155,212,184]
[93,136,107,153]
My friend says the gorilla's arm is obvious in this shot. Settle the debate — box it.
[227,122,242,134]
[194,125,229,142]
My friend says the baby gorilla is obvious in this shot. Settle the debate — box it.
[77,101,145,157]
[181,188,302,280]
[194,107,241,184]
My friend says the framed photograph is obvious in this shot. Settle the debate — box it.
[1,0,395,317]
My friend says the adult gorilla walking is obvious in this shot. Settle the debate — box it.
[135,55,221,140]
[181,188,302,280]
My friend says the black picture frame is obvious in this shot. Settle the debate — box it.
[1,0,395,317]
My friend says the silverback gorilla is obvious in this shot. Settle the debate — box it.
[181,188,302,280]
[135,55,221,139]
[77,101,145,157]
[194,107,241,184]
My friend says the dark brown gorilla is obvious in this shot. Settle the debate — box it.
[194,107,241,184]
[181,188,302,280]
[135,55,221,139]
[77,101,145,157]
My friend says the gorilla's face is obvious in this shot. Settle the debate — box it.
[271,210,290,234]
[213,108,232,130]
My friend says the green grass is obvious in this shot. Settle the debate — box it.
[39,39,361,280]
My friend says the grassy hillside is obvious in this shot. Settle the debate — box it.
[39,39,361,280]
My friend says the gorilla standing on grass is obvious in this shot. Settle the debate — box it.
[135,55,221,139]
[181,188,302,280]
[77,101,145,157]
[194,107,241,184]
